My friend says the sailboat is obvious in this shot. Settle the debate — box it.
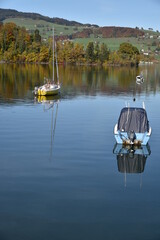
[34,28,60,96]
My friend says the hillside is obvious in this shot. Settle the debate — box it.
[71,27,144,38]
[1,8,160,57]
[0,8,144,38]
[0,8,98,27]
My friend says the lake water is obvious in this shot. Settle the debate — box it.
[0,63,160,240]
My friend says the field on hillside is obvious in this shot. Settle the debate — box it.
[73,37,158,51]
[3,18,84,38]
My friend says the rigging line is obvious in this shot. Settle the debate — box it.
[126,103,130,125]
[50,103,54,159]
[51,102,59,155]
[53,27,54,83]
[55,41,59,85]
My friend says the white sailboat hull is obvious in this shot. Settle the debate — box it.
[35,84,60,96]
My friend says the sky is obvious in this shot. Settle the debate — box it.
[0,0,160,31]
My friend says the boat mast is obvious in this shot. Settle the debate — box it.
[55,41,59,85]
[53,27,54,83]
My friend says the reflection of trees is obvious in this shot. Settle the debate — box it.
[0,64,51,100]
[0,64,160,101]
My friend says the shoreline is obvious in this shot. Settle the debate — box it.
[0,60,157,66]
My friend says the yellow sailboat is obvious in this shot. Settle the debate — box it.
[34,28,60,96]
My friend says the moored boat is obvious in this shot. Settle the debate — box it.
[114,106,152,145]
[34,83,60,96]
[34,28,60,96]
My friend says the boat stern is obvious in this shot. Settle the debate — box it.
[114,125,151,146]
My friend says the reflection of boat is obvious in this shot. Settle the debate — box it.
[34,28,60,96]
[114,106,152,145]
[36,95,60,104]
[36,95,59,159]
[136,74,144,84]
[113,144,151,173]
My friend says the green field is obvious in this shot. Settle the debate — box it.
[3,18,84,38]
[73,37,158,51]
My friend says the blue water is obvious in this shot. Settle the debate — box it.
[0,64,160,240]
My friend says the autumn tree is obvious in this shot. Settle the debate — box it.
[39,45,49,62]
[118,42,140,65]
[118,42,139,59]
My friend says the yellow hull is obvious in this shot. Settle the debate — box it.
[37,87,60,96]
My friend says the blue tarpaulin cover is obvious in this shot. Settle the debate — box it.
[118,107,149,133]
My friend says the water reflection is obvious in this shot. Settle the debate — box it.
[113,144,151,174]
[113,144,151,188]
[35,95,60,159]
[35,95,60,105]
[0,63,160,102]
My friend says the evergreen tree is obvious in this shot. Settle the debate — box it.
[94,42,100,62]
[99,43,109,63]
[34,29,41,43]
[86,42,95,63]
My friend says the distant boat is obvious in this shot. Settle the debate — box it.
[136,74,144,84]
[34,28,60,96]
[114,106,152,145]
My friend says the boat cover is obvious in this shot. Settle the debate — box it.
[117,154,146,173]
[118,107,149,133]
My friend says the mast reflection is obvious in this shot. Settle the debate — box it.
[35,95,60,160]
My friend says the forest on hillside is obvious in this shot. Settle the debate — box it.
[0,22,143,66]
[0,8,98,27]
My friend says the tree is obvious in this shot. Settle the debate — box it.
[34,29,41,43]
[72,43,85,64]
[118,42,140,65]
[86,42,95,63]
[118,42,139,57]
[99,43,109,63]
[39,45,49,62]
[94,42,100,62]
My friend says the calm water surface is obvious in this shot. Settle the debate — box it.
[0,64,160,240]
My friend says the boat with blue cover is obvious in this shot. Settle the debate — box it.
[114,106,152,145]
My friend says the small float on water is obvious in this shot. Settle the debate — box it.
[34,28,60,96]
[136,74,144,84]
[114,104,152,145]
